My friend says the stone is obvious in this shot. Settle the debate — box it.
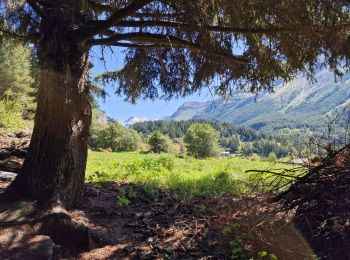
[20,139,30,148]
[0,149,11,160]
[0,156,24,172]
[15,131,29,139]
[0,171,17,181]
[10,149,27,158]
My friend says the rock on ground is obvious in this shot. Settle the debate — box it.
[0,171,17,182]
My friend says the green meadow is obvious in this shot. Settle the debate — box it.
[86,152,302,200]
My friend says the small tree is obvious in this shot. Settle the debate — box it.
[148,131,172,153]
[268,152,277,162]
[116,129,142,152]
[184,123,220,158]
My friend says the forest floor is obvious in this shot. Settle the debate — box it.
[0,180,315,260]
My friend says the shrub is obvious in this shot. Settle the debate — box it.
[89,121,142,152]
[148,131,172,153]
[268,152,277,162]
[0,98,26,130]
[184,123,220,158]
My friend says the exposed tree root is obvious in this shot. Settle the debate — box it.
[0,199,110,253]
[38,210,107,250]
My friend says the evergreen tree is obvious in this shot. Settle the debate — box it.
[0,40,34,101]
[227,135,241,153]
[0,36,36,116]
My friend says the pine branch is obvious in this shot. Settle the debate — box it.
[77,0,153,41]
[105,42,170,48]
[0,28,39,42]
[116,20,293,34]
[87,0,116,13]
[90,32,249,64]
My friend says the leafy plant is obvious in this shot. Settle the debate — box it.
[257,250,268,259]
[116,195,131,206]
[163,246,173,259]
[229,240,247,260]
[143,183,157,198]
[222,223,241,234]
[257,250,278,260]
[86,152,303,200]
[148,131,173,153]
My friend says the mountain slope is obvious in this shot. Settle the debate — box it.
[123,116,148,126]
[167,69,350,130]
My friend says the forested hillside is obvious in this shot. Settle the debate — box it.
[168,69,350,131]
[132,120,310,158]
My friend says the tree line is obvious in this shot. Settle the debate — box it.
[132,120,311,158]
[87,112,313,159]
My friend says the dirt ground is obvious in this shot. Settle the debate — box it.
[1,179,316,260]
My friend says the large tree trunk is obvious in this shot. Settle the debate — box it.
[3,30,92,208]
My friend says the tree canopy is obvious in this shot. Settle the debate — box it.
[2,0,350,102]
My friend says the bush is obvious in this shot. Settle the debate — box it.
[89,121,142,152]
[0,98,26,130]
[148,131,172,153]
[268,152,277,162]
[184,123,220,158]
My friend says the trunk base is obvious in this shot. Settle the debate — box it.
[0,198,109,251]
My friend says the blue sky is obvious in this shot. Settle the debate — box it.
[90,47,216,122]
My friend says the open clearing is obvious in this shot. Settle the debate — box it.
[86,152,300,200]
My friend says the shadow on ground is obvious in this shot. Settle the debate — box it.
[0,181,315,259]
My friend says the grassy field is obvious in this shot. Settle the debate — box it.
[86,152,302,200]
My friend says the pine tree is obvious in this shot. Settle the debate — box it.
[1,1,350,247]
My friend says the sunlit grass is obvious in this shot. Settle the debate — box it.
[86,151,301,200]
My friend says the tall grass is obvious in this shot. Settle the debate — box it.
[0,98,32,132]
[86,152,299,200]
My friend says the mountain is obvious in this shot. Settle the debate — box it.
[123,116,148,126]
[92,108,109,125]
[167,69,350,131]
[164,101,217,121]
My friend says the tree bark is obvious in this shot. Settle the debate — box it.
[3,29,92,208]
